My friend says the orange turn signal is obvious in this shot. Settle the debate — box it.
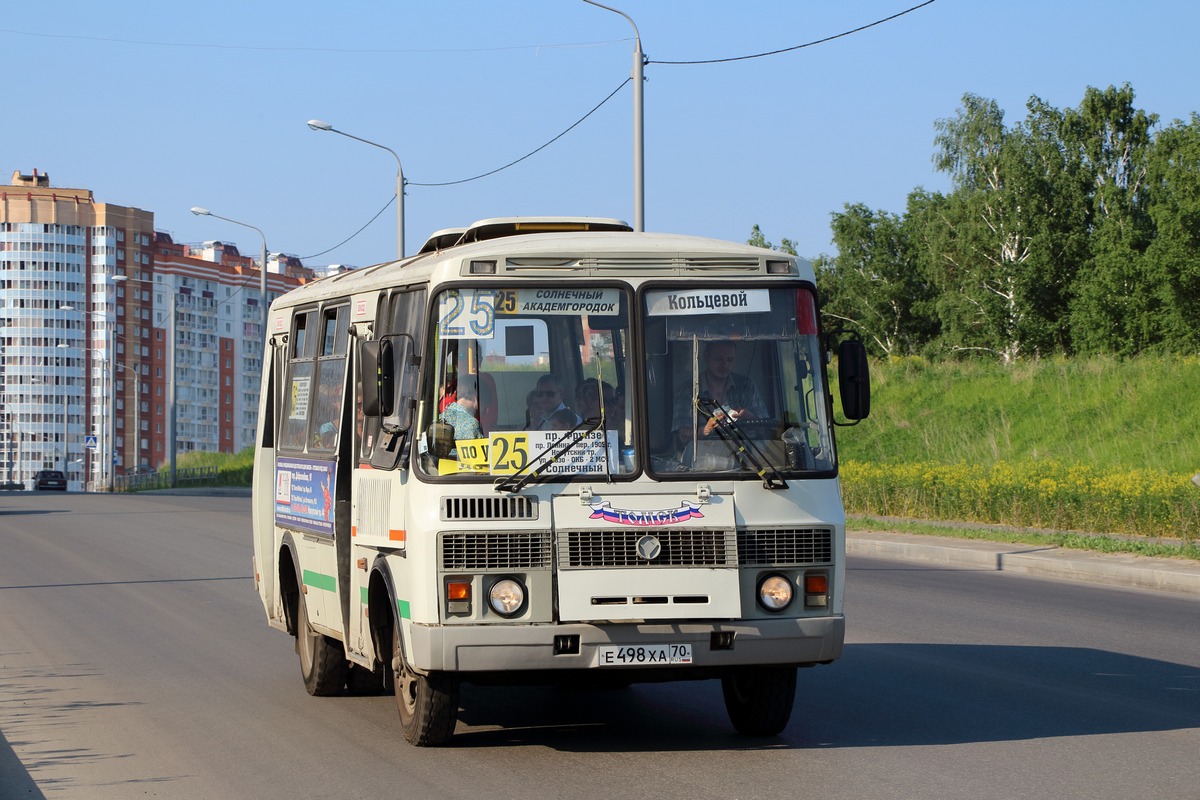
[447,581,471,601]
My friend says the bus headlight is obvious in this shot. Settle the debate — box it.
[488,578,526,617]
[757,574,794,612]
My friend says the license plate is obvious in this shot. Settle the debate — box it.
[596,643,692,666]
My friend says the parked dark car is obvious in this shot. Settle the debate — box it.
[34,470,67,491]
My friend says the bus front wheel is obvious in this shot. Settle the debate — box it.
[392,623,459,746]
[721,665,797,736]
[297,596,347,696]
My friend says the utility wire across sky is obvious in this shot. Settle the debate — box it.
[304,1,937,260]
[6,3,935,264]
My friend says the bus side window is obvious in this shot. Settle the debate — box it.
[368,287,426,470]
[310,306,348,453]
[278,310,317,452]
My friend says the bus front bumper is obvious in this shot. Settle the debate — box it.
[406,616,844,674]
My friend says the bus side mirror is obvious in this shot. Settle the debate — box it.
[360,339,394,417]
[836,338,871,422]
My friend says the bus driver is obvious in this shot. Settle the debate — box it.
[672,340,767,446]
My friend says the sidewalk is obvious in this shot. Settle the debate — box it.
[847,529,1200,597]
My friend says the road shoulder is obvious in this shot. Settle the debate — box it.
[847,530,1200,597]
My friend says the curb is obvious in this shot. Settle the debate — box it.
[847,531,1200,597]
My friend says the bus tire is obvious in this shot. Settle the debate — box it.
[297,596,347,696]
[721,665,797,736]
[392,622,459,746]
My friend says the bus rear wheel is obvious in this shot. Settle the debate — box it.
[392,623,459,746]
[721,665,797,736]
[297,596,347,696]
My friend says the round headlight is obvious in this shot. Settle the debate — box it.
[758,574,794,612]
[488,578,526,617]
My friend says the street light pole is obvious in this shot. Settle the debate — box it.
[113,275,176,486]
[115,362,141,471]
[99,325,113,490]
[96,341,111,491]
[582,0,645,231]
[59,303,113,491]
[56,342,71,477]
[190,208,269,343]
[307,119,406,258]
[57,308,91,489]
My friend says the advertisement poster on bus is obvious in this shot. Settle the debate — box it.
[275,457,336,536]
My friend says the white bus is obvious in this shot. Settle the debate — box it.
[251,217,870,746]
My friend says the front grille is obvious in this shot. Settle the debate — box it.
[560,528,736,568]
[737,528,834,566]
[440,495,537,522]
[440,532,552,571]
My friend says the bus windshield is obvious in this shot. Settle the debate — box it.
[643,285,835,478]
[417,283,834,481]
[419,286,634,478]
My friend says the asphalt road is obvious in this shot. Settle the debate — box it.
[1,493,1197,800]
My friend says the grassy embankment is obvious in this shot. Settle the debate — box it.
[165,447,254,486]
[836,356,1200,558]
[177,357,1200,558]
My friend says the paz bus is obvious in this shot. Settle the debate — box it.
[251,217,870,746]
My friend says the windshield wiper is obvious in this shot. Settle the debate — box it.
[494,416,604,493]
[696,397,787,490]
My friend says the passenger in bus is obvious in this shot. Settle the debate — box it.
[523,390,537,429]
[525,374,580,430]
[574,378,623,436]
[315,421,338,449]
[672,340,767,446]
[546,408,580,431]
[439,382,483,441]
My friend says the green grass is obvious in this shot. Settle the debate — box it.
[834,356,1200,551]
[185,358,1200,557]
[839,355,1200,474]
[172,447,254,486]
[849,515,1200,562]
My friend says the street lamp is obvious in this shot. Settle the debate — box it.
[583,0,645,232]
[55,342,71,478]
[190,207,269,343]
[114,362,142,472]
[113,275,177,487]
[307,119,406,258]
[58,304,114,491]
[30,371,66,483]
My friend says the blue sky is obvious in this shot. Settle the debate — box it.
[3,1,1197,267]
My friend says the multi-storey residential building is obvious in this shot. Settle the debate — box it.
[154,234,315,457]
[0,169,315,490]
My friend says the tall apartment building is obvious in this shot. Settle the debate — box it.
[154,233,315,458]
[0,169,315,490]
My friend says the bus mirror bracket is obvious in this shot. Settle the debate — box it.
[390,334,418,434]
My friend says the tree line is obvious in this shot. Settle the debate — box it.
[755,84,1200,361]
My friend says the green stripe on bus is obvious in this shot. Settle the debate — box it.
[356,587,408,618]
[302,570,336,593]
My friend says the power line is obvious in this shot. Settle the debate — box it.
[649,0,937,66]
[288,2,935,261]
[408,77,631,187]
[0,27,631,55]
[299,195,395,261]
[302,78,631,260]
